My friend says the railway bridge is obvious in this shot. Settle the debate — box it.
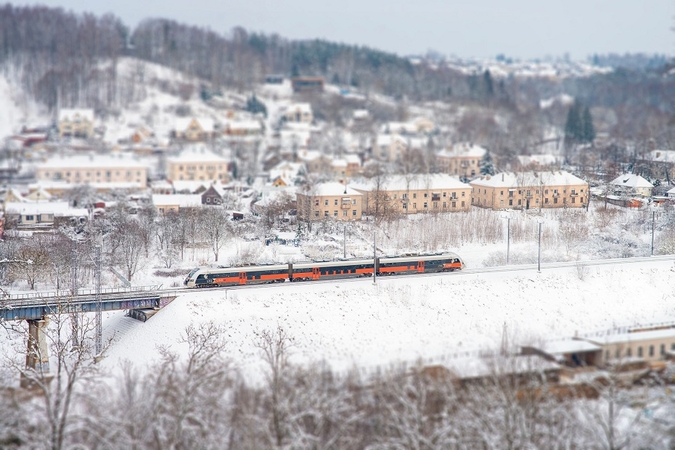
[0,286,178,384]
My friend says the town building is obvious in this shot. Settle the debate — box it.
[436,143,487,178]
[166,146,230,182]
[290,77,325,93]
[297,182,363,221]
[58,109,94,138]
[354,173,472,215]
[283,103,313,124]
[609,173,653,198]
[172,117,216,142]
[470,171,589,210]
[34,153,148,189]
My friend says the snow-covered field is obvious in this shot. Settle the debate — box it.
[100,256,675,382]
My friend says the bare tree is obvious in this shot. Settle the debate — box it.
[199,207,232,262]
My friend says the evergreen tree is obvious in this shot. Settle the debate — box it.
[479,150,496,176]
[564,102,583,142]
[245,95,267,117]
[582,106,595,143]
[483,70,494,98]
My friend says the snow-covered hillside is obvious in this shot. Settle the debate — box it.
[100,257,675,382]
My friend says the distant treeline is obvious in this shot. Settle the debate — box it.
[0,4,674,119]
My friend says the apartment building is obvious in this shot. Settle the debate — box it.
[297,182,363,221]
[58,108,94,138]
[355,173,472,214]
[166,146,230,182]
[436,143,487,178]
[470,171,589,210]
[35,153,148,188]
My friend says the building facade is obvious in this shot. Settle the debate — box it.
[470,171,589,210]
[166,146,230,182]
[297,182,363,221]
[58,109,94,138]
[35,154,148,188]
[436,143,487,178]
[355,174,472,215]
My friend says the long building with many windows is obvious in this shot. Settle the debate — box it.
[470,171,589,210]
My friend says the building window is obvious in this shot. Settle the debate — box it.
[315,199,319,206]
[554,198,558,204]
[25,215,34,221]
[638,347,643,357]
[509,199,513,206]
[615,348,620,358]
[661,344,665,355]
[627,347,632,357]
[334,210,338,216]
[452,201,457,208]
[324,200,328,206]
[334,199,338,206]
[315,211,319,217]
[649,345,654,357]
[343,210,347,216]
[461,201,465,207]
[413,203,417,209]
[352,210,357,216]
[423,202,428,208]
[413,193,417,199]
[324,211,328,217]
[352,199,357,205]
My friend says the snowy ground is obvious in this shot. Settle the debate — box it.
[100,256,675,383]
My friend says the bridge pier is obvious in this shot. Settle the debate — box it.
[21,317,51,388]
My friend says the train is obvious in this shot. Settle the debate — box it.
[184,252,464,288]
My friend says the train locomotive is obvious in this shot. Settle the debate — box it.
[184,252,463,288]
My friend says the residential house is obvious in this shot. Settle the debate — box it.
[201,185,224,205]
[436,143,487,178]
[166,146,230,182]
[583,327,675,368]
[291,77,325,93]
[609,174,653,198]
[222,119,263,137]
[373,134,425,163]
[4,201,88,230]
[58,109,94,138]
[283,103,313,124]
[297,182,363,221]
[269,161,307,187]
[470,171,589,210]
[173,117,216,141]
[35,153,148,189]
[641,149,675,181]
[354,173,472,215]
[151,194,203,214]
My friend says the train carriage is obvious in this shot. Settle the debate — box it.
[185,264,289,288]
[291,259,374,281]
[378,253,463,275]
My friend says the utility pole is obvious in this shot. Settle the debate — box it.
[651,211,655,256]
[506,216,511,265]
[95,244,102,356]
[537,221,542,273]
[343,225,346,259]
[373,232,377,284]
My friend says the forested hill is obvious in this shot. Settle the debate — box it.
[1,3,674,119]
[0,4,470,105]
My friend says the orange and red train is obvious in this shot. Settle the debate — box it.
[184,253,464,288]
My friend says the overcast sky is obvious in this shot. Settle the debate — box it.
[10,0,675,60]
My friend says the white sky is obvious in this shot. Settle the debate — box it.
[10,0,675,60]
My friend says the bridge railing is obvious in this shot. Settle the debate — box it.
[1,285,165,306]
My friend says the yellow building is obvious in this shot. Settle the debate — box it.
[354,173,472,215]
[58,109,94,138]
[470,171,589,210]
[166,146,230,182]
[436,143,487,178]
[297,182,363,221]
[35,154,148,188]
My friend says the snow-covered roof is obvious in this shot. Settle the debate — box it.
[539,339,602,355]
[353,109,369,119]
[175,117,215,132]
[517,154,559,166]
[4,201,87,217]
[152,194,202,208]
[167,145,229,163]
[309,182,362,197]
[445,355,560,380]
[37,153,148,169]
[359,174,470,192]
[285,103,312,113]
[647,149,675,163]
[585,327,675,346]
[610,174,653,188]
[224,119,262,130]
[58,108,94,122]
[470,171,587,188]
[438,142,487,158]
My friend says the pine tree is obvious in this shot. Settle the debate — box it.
[564,102,582,142]
[480,151,496,176]
[582,107,595,143]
